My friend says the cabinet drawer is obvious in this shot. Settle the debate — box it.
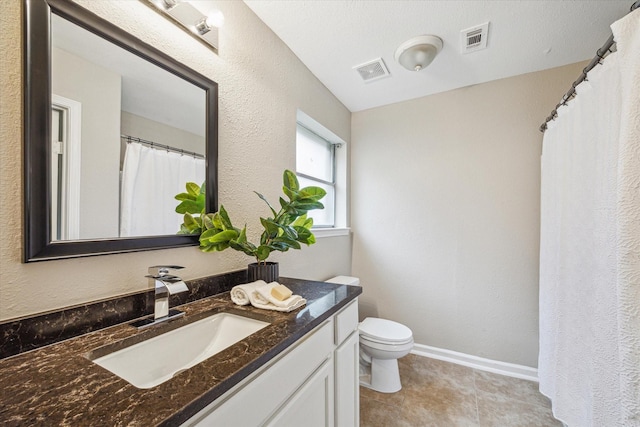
[335,300,358,345]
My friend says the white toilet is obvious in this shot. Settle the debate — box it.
[326,276,414,393]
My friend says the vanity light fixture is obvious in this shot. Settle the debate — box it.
[159,0,179,9]
[143,0,223,52]
[194,10,225,36]
[394,35,443,72]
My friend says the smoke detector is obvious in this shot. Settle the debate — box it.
[353,58,391,83]
[460,22,489,54]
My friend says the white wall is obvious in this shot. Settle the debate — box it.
[351,62,585,367]
[121,111,205,155]
[0,0,351,320]
[52,47,121,239]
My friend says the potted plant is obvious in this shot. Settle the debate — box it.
[175,170,326,282]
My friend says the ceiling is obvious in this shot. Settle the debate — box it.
[243,0,632,112]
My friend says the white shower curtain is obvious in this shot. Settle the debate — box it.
[120,142,205,237]
[538,10,640,427]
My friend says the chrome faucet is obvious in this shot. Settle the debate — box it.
[131,265,189,329]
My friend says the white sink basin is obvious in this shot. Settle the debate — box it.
[91,312,269,389]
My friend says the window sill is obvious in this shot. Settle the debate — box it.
[312,227,351,238]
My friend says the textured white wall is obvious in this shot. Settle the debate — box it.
[351,62,585,367]
[0,0,351,320]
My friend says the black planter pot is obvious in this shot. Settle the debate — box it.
[247,262,279,283]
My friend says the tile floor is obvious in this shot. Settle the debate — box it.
[360,354,562,427]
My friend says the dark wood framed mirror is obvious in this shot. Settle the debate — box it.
[23,0,218,262]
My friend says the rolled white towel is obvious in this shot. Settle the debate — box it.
[248,295,307,313]
[230,280,266,306]
[255,282,305,309]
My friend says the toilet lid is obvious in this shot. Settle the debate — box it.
[359,317,413,344]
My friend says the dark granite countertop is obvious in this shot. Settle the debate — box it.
[0,278,361,426]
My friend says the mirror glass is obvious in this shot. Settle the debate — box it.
[24,0,218,261]
[51,14,205,241]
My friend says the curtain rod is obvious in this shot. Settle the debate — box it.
[121,134,205,159]
[539,0,640,133]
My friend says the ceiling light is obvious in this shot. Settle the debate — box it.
[205,10,225,28]
[152,0,180,11]
[394,35,443,72]
[143,0,223,52]
[194,10,225,35]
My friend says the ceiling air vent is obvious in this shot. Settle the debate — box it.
[460,22,489,54]
[353,58,390,83]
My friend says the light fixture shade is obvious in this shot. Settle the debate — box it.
[394,35,443,72]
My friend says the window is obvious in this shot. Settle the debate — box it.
[296,123,336,227]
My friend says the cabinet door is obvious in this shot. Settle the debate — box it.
[266,357,334,427]
[334,331,359,427]
[186,321,333,427]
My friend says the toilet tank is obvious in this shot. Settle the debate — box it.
[326,276,360,286]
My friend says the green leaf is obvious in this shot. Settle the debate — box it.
[199,182,206,195]
[297,197,324,205]
[279,197,289,210]
[291,201,325,211]
[299,186,326,201]
[293,225,310,239]
[268,241,290,251]
[178,224,192,235]
[229,240,255,256]
[195,194,206,213]
[199,228,219,241]
[212,212,224,230]
[175,200,200,214]
[283,169,299,191]
[218,205,234,229]
[200,229,238,245]
[304,217,314,228]
[273,237,301,250]
[282,185,296,201]
[292,214,308,227]
[186,182,200,197]
[214,242,230,251]
[260,217,280,236]
[283,203,298,215]
[294,226,316,245]
[202,214,215,230]
[199,243,217,252]
[183,213,199,229]
[236,226,248,244]
[175,192,194,201]
[280,225,298,240]
[256,245,271,261]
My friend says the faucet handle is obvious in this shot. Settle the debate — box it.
[145,274,183,282]
[148,265,184,276]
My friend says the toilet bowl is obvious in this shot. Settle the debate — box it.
[326,276,414,393]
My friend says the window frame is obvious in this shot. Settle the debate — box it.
[295,122,338,228]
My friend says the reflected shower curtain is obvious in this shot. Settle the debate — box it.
[120,142,205,237]
[538,11,640,427]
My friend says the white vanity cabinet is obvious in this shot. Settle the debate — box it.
[334,330,360,426]
[184,299,359,427]
[333,299,360,427]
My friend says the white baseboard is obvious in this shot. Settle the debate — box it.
[411,343,538,382]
